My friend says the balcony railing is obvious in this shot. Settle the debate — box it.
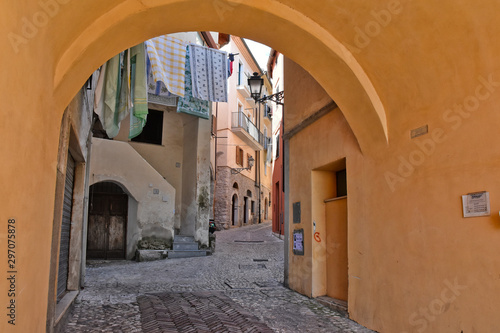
[231,112,264,148]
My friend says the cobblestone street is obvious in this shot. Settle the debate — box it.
[64,223,374,332]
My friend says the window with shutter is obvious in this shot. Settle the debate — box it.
[236,146,243,166]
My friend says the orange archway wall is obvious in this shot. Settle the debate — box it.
[3,1,500,332]
[0,2,386,331]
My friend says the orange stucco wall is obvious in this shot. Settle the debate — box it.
[2,1,500,332]
[285,48,500,332]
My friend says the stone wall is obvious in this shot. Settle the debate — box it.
[214,166,268,229]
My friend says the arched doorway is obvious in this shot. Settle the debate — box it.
[87,182,128,260]
[231,194,239,226]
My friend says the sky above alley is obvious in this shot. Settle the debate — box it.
[244,39,271,72]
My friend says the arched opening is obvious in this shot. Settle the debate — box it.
[6,3,397,332]
[87,182,128,260]
[51,1,388,153]
[232,194,239,226]
[47,23,373,331]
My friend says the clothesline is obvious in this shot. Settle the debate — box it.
[94,36,232,139]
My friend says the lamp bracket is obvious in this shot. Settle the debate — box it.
[258,91,284,106]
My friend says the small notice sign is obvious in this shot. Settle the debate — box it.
[293,229,304,256]
[462,191,490,218]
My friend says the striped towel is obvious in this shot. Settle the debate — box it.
[189,44,228,102]
[145,36,187,97]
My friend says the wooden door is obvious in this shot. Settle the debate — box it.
[325,198,348,301]
[87,191,127,260]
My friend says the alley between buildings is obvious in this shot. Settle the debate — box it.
[63,223,373,332]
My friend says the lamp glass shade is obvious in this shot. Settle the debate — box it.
[248,155,255,168]
[248,72,263,100]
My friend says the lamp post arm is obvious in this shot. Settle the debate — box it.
[258,91,284,106]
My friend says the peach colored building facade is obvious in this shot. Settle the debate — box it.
[213,36,273,229]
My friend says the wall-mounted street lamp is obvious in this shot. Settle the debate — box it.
[231,155,255,174]
[248,72,264,101]
[248,72,284,105]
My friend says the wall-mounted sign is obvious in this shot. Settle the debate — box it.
[462,191,490,218]
[293,229,304,256]
[411,125,429,139]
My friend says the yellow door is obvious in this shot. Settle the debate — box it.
[325,198,348,301]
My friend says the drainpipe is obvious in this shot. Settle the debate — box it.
[213,103,218,224]
[257,102,262,225]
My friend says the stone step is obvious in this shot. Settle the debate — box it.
[174,235,195,243]
[315,296,348,318]
[173,242,199,251]
[168,250,208,259]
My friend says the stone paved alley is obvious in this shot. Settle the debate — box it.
[64,223,374,332]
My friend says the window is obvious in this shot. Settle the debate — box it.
[336,169,347,197]
[275,133,280,158]
[264,104,272,119]
[131,109,163,145]
[238,62,244,85]
[236,146,243,166]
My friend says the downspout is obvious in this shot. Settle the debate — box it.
[213,103,218,223]
[257,102,262,224]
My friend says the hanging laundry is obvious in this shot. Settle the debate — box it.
[129,43,148,139]
[228,53,235,77]
[94,51,130,138]
[188,44,228,102]
[147,55,174,98]
[145,36,187,97]
[117,49,131,124]
[94,62,107,119]
[177,48,210,119]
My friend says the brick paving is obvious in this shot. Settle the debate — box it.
[64,222,375,332]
